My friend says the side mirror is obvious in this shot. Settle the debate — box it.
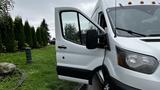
[86,30,98,49]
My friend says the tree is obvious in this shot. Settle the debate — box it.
[0,20,2,52]
[40,29,46,46]
[1,15,15,52]
[24,21,32,47]
[31,26,37,48]
[64,24,79,42]
[39,19,50,46]
[0,0,14,16]
[36,27,42,47]
[0,0,14,52]
[14,16,25,50]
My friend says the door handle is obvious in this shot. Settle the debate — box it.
[58,45,67,49]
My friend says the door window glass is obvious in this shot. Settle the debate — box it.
[79,14,99,45]
[61,12,81,44]
[98,13,107,29]
[61,12,103,45]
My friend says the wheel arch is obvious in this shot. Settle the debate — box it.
[89,65,110,85]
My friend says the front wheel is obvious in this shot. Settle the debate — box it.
[87,75,111,90]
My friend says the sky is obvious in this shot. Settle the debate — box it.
[10,0,98,39]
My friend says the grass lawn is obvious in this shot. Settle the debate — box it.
[0,45,78,90]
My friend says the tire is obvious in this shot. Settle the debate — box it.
[87,75,103,90]
[87,74,118,90]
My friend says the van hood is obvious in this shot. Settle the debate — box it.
[115,37,160,61]
[144,41,160,51]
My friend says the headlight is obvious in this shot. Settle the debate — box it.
[117,47,159,74]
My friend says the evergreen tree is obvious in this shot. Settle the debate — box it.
[36,27,42,47]
[14,16,25,50]
[0,18,2,52]
[0,32,2,52]
[31,26,37,48]
[40,19,50,46]
[1,15,15,52]
[40,29,46,46]
[24,21,32,47]
[64,24,79,42]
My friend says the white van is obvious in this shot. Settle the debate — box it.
[55,0,160,90]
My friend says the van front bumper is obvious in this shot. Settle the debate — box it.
[111,77,140,90]
[113,67,160,90]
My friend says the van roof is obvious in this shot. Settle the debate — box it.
[100,0,159,8]
[91,0,159,18]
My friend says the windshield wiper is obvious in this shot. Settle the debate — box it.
[115,27,146,37]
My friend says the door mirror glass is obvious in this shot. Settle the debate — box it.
[86,30,98,49]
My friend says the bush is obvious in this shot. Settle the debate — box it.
[14,40,18,51]
[36,42,42,48]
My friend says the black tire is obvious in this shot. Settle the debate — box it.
[87,75,103,90]
[87,74,118,90]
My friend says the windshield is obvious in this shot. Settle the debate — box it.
[108,5,160,37]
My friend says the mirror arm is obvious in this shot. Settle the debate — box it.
[97,33,110,50]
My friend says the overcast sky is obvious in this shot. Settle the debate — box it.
[10,0,98,39]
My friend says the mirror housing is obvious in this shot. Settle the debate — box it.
[86,30,98,49]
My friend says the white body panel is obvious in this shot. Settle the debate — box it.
[108,37,160,90]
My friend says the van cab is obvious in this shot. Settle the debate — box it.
[55,0,160,90]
